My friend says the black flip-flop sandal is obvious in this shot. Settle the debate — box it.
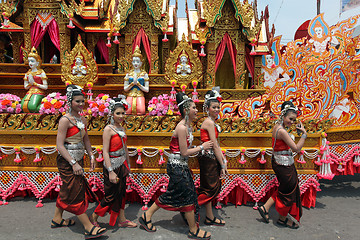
[84,226,107,239]
[138,213,156,232]
[51,219,75,228]
[188,228,211,240]
[257,205,270,223]
[277,218,288,227]
[204,216,225,226]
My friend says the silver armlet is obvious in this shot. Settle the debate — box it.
[199,145,204,152]
[301,133,307,139]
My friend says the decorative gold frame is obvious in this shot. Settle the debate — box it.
[165,34,202,86]
[61,35,98,87]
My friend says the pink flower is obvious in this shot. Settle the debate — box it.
[104,102,109,107]
[7,107,14,112]
[59,107,65,113]
[15,108,21,113]
[103,108,109,114]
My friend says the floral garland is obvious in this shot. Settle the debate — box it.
[147,94,178,116]
[87,94,111,117]
[39,92,67,115]
[0,94,22,114]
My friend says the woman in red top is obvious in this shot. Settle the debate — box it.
[91,96,137,228]
[257,101,307,229]
[139,92,213,240]
[198,88,228,226]
[51,85,107,239]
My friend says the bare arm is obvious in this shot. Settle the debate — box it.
[82,116,95,171]
[202,119,225,166]
[102,126,118,183]
[177,124,213,157]
[277,126,306,153]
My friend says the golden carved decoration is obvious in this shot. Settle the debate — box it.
[165,34,202,86]
[195,24,212,45]
[202,0,262,42]
[0,113,334,135]
[59,0,85,18]
[0,0,19,26]
[61,35,98,87]
[108,0,168,37]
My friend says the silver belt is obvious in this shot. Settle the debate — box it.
[109,148,126,157]
[168,153,188,166]
[106,155,126,170]
[64,142,84,150]
[273,150,294,166]
[63,143,85,161]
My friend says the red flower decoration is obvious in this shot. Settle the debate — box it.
[124,104,128,111]
[217,97,222,102]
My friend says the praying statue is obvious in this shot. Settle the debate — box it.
[176,51,191,76]
[21,47,48,113]
[72,54,87,77]
[124,45,149,115]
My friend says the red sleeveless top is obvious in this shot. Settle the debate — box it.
[109,134,127,155]
[200,127,218,142]
[169,136,190,153]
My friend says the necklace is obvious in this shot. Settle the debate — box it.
[71,113,85,130]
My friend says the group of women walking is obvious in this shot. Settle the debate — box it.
[51,84,307,239]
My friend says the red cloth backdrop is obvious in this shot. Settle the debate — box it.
[215,32,237,77]
[132,28,151,73]
[30,14,60,50]
[96,37,110,64]
[245,46,255,80]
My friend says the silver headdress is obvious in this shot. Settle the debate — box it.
[203,86,222,114]
[108,95,130,124]
[178,94,192,124]
[66,85,84,113]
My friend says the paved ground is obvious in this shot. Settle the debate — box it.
[0,174,359,240]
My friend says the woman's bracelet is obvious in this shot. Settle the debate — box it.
[301,133,307,139]
[199,145,204,152]
[90,155,95,161]
[221,164,226,169]
[107,166,114,172]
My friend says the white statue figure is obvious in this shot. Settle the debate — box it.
[176,51,191,76]
[261,54,290,89]
[72,54,87,77]
[124,46,149,115]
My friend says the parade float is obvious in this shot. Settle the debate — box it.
[0,0,359,211]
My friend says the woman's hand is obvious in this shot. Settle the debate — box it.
[296,121,306,134]
[109,171,119,184]
[72,163,84,175]
[89,157,96,171]
[220,168,228,179]
[202,141,213,150]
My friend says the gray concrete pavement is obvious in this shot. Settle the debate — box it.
[0,174,359,240]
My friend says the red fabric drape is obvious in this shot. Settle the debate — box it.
[31,18,60,50]
[245,46,255,79]
[96,37,110,64]
[47,19,60,51]
[215,32,237,76]
[132,28,151,73]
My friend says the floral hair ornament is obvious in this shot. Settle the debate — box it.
[280,104,300,117]
[109,95,130,113]
[204,86,222,104]
[66,85,84,104]
[178,94,191,107]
